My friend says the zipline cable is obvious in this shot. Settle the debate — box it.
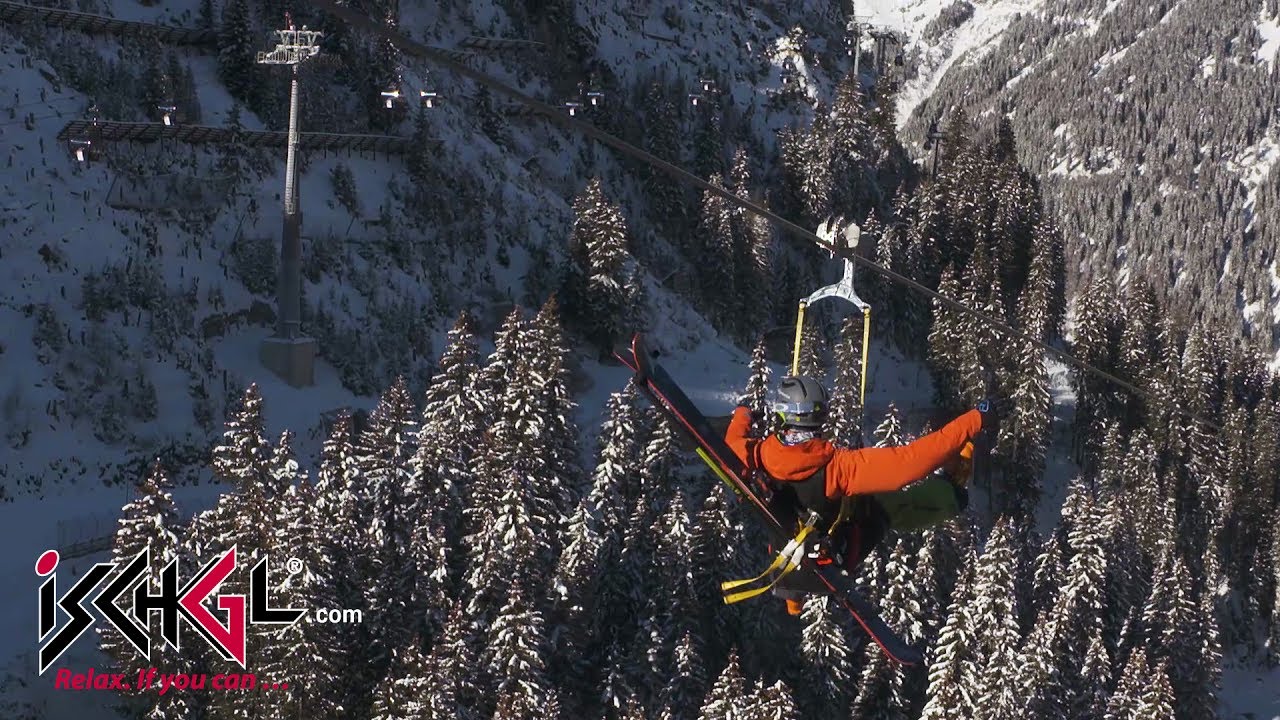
[302,0,1223,435]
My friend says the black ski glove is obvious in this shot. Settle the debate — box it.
[975,398,1001,434]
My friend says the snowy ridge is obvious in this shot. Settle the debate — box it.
[1259,0,1280,65]
[860,0,1046,129]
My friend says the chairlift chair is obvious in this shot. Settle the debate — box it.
[70,138,92,163]
[157,104,177,126]
[781,59,797,86]
[381,87,404,109]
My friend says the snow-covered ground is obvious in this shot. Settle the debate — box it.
[1257,0,1280,66]
[1221,654,1280,720]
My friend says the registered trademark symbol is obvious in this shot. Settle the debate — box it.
[285,558,303,575]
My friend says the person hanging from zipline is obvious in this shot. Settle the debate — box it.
[723,375,989,615]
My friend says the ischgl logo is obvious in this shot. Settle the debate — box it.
[36,546,305,675]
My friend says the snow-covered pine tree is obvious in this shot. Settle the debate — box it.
[605,492,657,641]
[1008,608,1065,718]
[488,581,555,720]
[642,83,687,230]
[211,383,273,496]
[472,306,527,515]
[692,481,748,661]
[920,546,979,720]
[600,639,642,719]
[1070,276,1123,462]
[409,509,451,644]
[651,488,700,647]
[828,71,871,213]
[913,526,962,649]
[1104,644,1148,720]
[725,148,772,338]
[851,538,918,720]
[527,296,580,548]
[872,403,905,448]
[475,317,557,564]
[744,679,799,720]
[312,409,367,623]
[640,407,676,502]
[1136,658,1177,719]
[359,377,419,670]
[547,386,640,685]
[266,428,305,506]
[1117,279,1159,411]
[627,598,672,709]
[777,117,833,226]
[955,238,1003,406]
[1076,630,1113,720]
[549,498,604,682]
[657,631,708,720]
[827,315,865,448]
[798,595,852,715]
[191,384,280,713]
[743,338,777,438]
[996,337,1050,517]
[927,264,964,408]
[699,647,750,720]
[465,433,545,631]
[369,639,432,720]
[1141,549,1220,720]
[266,476,344,720]
[586,385,646,649]
[217,0,257,103]
[563,177,633,350]
[746,211,775,325]
[795,319,827,379]
[423,606,478,720]
[1047,482,1109,711]
[98,462,181,688]
[692,103,725,181]
[412,311,483,578]
[967,518,1023,718]
[696,174,740,330]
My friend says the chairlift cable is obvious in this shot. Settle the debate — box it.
[302,0,1225,436]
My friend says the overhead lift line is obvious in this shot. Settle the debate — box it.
[303,0,1222,435]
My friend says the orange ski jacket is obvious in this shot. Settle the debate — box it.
[723,407,982,499]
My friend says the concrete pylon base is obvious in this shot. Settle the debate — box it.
[260,336,317,388]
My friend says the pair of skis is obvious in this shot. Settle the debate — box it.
[614,334,923,666]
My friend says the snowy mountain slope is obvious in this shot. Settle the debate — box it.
[859,0,1047,129]
[895,0,1280,357]
[0,0,869,502]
